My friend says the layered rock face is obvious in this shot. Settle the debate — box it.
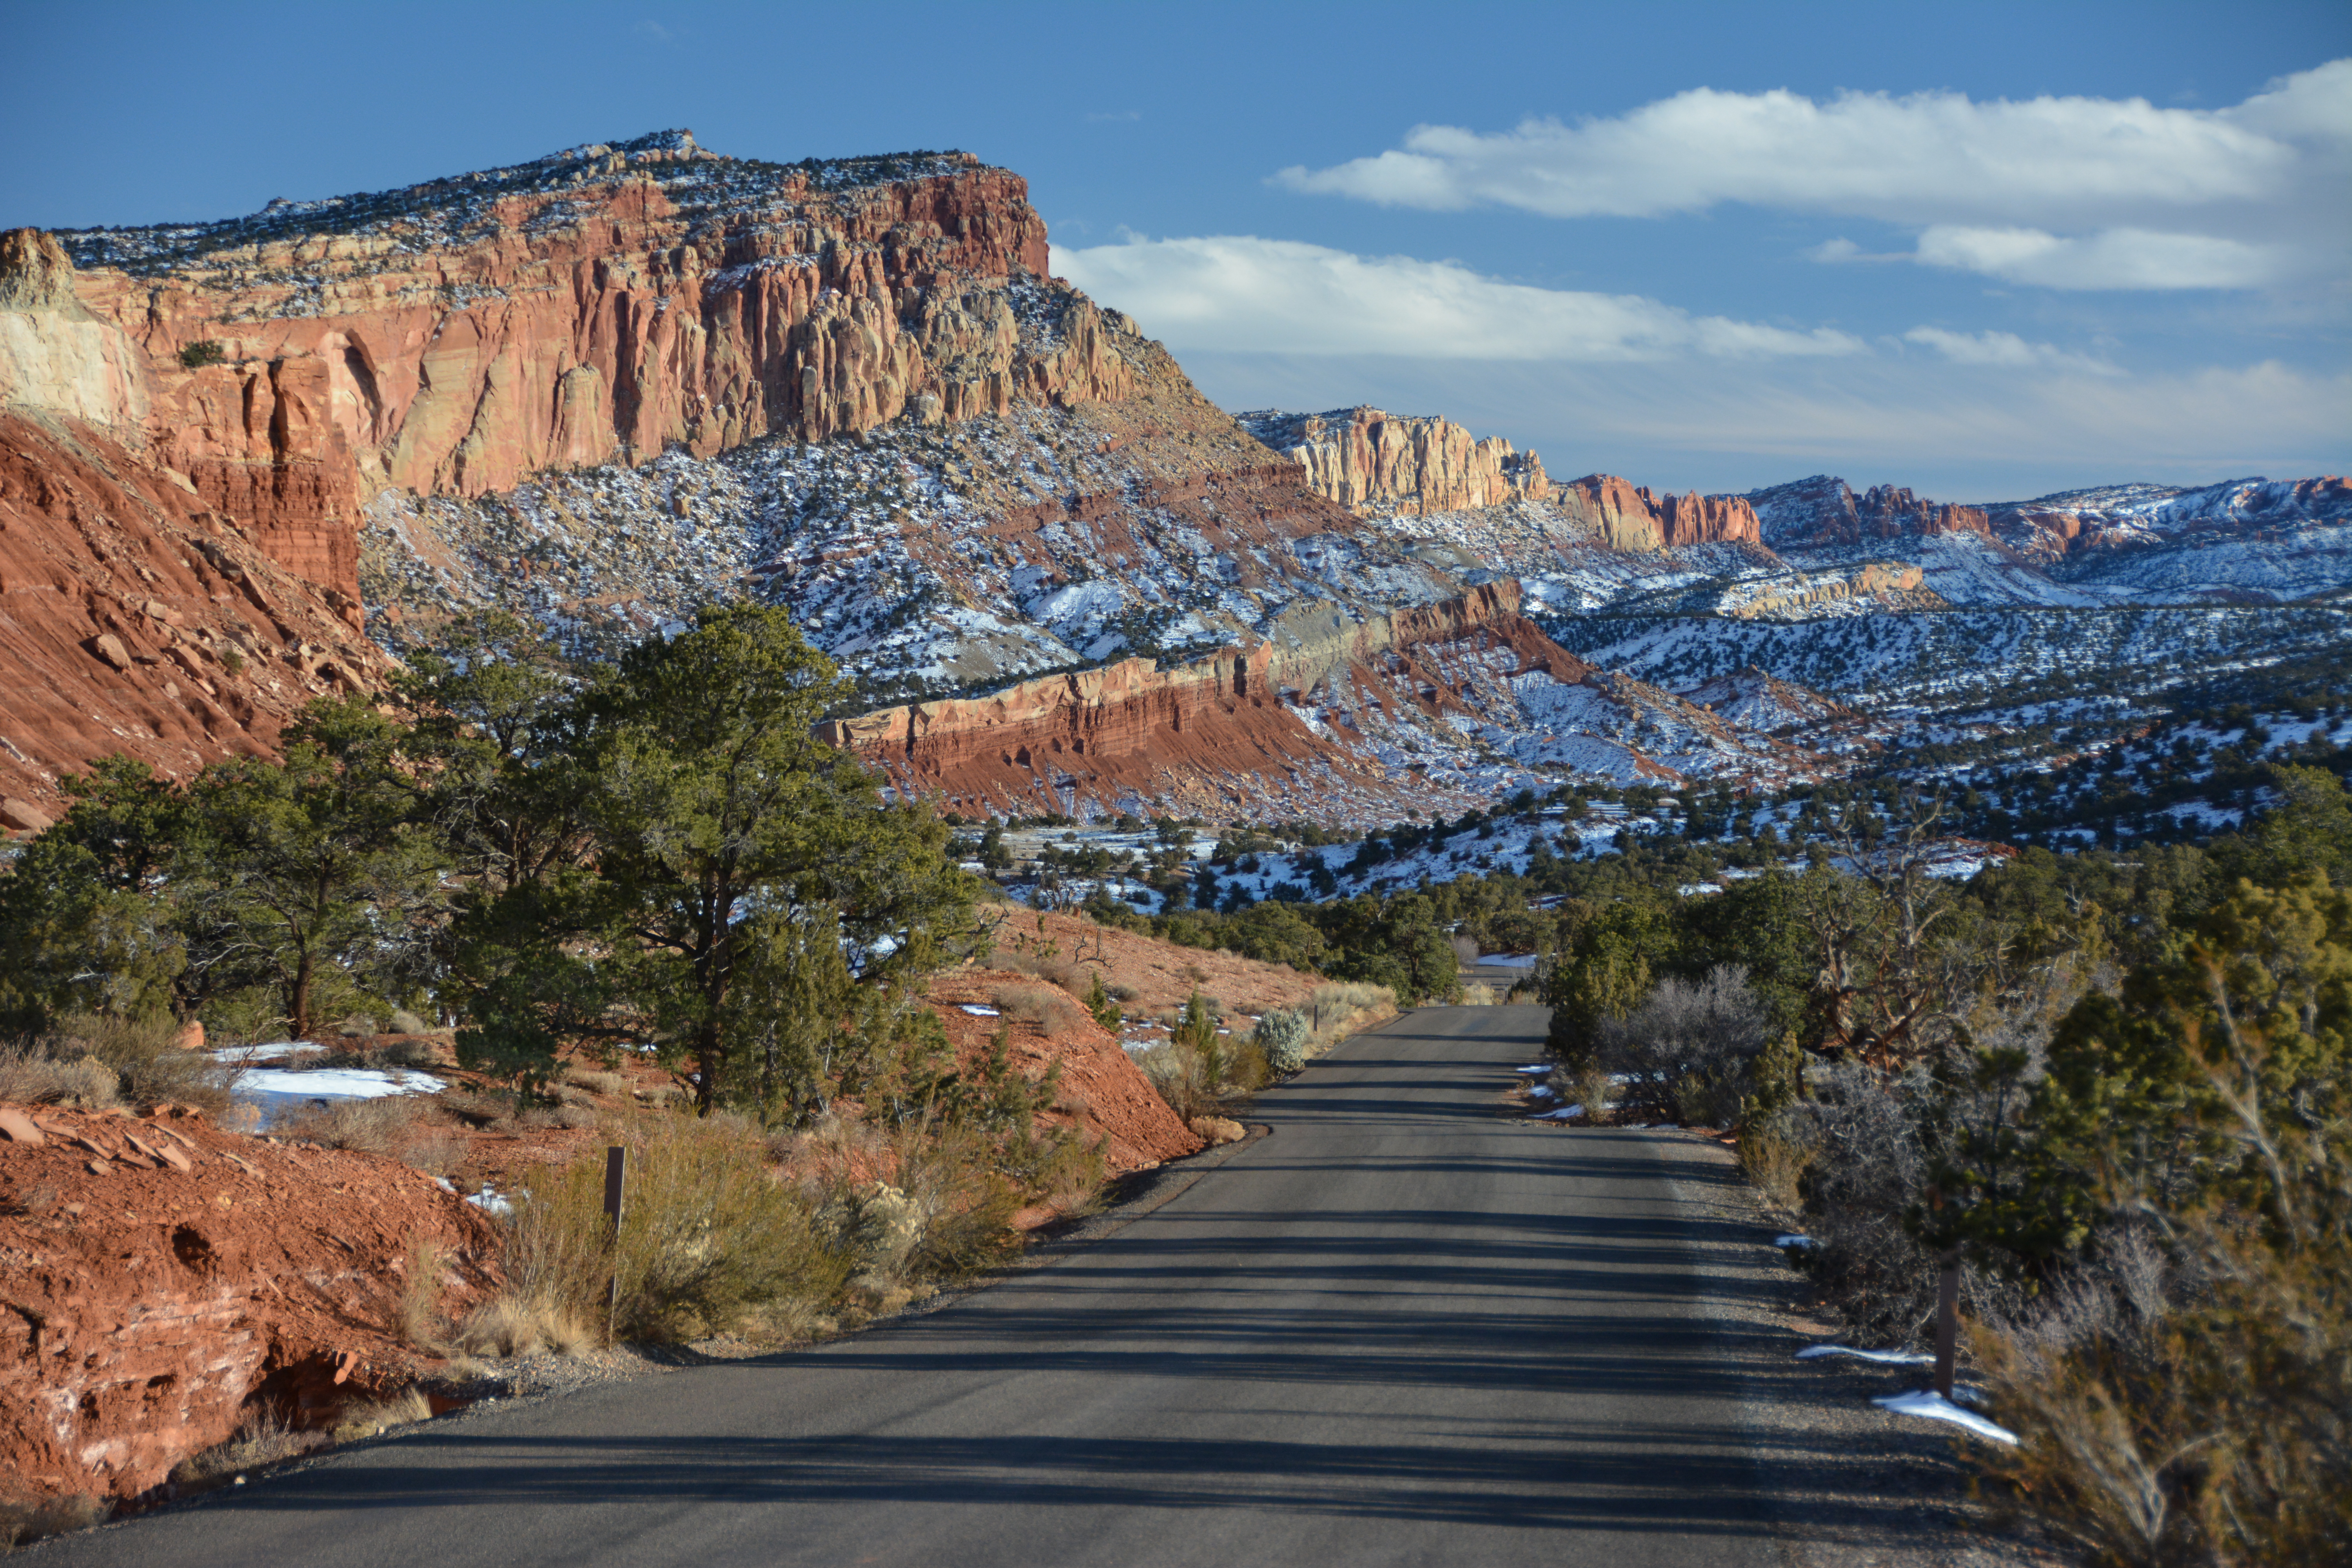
[0,1100,501,1501]
[0,407,392,808]
[0,133,1197,805]
[1744,473,1992,549]
[1987,475,2352,563]
[1550,473,1763,551]
[824,583,1599,820]
[1241,407,1550,515]
[58,131,1127,510]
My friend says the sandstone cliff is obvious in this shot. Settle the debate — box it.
[0,227,397,809]
[1743,473,1992,550]
[1550,473,1763,551]
[822,582,1656,820]
[1240,407,1549,515]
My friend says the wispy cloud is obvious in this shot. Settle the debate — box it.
[1902,326,2122,377]
[1085,110,1142,123]
[1053,234,1866,361]
[1276,60,2352,291]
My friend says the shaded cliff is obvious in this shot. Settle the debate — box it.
[1744,474,1992,550]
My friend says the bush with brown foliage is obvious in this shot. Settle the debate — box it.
[0,1012,234,1113]
[499,1114,850,1343]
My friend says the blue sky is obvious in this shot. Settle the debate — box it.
[8,1,2347,499]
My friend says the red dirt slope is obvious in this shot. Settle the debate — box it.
[0,1100,500,1502]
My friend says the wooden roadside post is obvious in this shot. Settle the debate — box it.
[603,1145,627,1341]
[1928,1182,1961,1399]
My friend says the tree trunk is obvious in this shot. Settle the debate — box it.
[290,947,314,1041]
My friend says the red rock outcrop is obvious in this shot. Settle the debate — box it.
[925,968,1203,1173]
[58,134,1112,507]
[824,583,1588,820]
[1743,474,1992,549]
[1241,406,1550,515]
[1551,473,1764,551]
[0,409,394,806]
[0,1100,501,1501]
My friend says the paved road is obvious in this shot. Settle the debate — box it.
[50,1005,1784,1568]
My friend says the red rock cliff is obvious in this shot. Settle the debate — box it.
[61,134,1114,512]
[1552,474,1763,551]
[1241,406,1550,515]
[824,583,1581,821]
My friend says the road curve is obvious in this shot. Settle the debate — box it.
[45,1005,1782,1568]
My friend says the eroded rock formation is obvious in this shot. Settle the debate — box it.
[1744,473,1992,550]
[824,583,1600,819]
[0,1100,500,1501]
[1548,474,1764,551]
[1241,407,1550,515]
[57,132,1127,507]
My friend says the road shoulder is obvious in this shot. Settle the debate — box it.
[1646,1129,2063,1568]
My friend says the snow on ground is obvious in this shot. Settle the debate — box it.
[1795,1344,1932,1365]
[1873,1388,2018,1445]
[227,1067,450,1128]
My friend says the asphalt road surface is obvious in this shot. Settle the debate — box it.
[49,1004,1784,1568]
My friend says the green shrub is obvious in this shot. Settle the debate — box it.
[1253,1009,1310,1074]
[178,339,227,368]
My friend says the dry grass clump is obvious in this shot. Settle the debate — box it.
[0,1493,107,1550]
[1456,982,1506,1007]
[396,1240,445,1348]
[269,1095,471,1176]
[0,1045,117,1109]
[329,1388,432,1444]
[451,1295,595,1358]
[564,1067,631,1097]
[1737,1107,1814,1212]
[165,1408,325,1497]
[0,1012,234,1113]
[500,1114,849,1343]
[275,1095,428,1156]
[1299,982,1397,1058]
[989,982,1090,1038]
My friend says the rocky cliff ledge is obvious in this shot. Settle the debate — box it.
[1550,473,1762,551]
[821,583,1581,821]
[1240,406,1765,552]
[1744,474,1992,549]
[56,130,1129,510]
[1240,407,1550,515]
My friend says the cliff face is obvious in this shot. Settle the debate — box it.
[1550,473,1763,551]
[0,409,393,811]
[58,132,1134,512]
[824,582,1610,821]
[1744,473,1992,550]
[1241,407,1550,515]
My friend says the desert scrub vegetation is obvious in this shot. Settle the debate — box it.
[1138,988,1267,1118]
[0,1013,233,1113]
[1593,779,2352,1566]
[499,1115,851,1343]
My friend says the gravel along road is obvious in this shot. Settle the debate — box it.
[44,1004,1788,1568]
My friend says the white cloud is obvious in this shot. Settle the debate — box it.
[1913,225,2282,289]
[1052,234,1866,361]
[1902,327,2121,376]
[1277,59,2352,291]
